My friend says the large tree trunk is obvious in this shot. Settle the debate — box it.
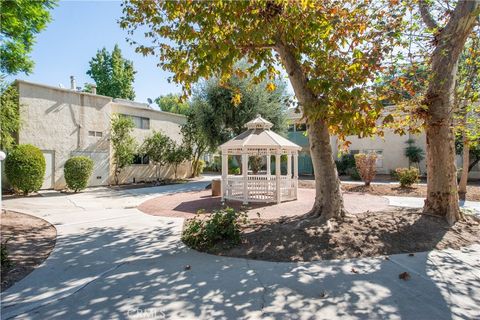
[419,0,478,224]
[275,40,345,222]
[458,137,469,200]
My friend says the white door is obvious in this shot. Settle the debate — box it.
[41,151,54,189]
[71,151,110,187]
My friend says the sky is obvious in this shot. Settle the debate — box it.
[10,0,183,104]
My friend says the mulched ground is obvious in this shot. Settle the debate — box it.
[213,208,480,262]
[1,210,56,291]
[298,180,480,201]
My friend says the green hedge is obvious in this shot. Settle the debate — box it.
[5,144,46,195]
[64,156,94,192]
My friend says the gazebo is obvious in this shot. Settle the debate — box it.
[220,115,302,204]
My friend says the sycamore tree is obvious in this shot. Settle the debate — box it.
[0,0,57,75]
[87,44,136,100]
[415,0,479,223]
[111,114,137,184]
[120,0,406,222]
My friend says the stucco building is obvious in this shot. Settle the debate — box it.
[14,80,192,190]
[287,108,479,179]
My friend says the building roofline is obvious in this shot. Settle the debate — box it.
[15,79,113,100]
[15,79,187,119]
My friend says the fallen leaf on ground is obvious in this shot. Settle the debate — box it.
[351,267,359,274]
[399,272,410,280]
[184,265,191,271]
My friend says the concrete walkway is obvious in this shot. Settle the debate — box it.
[1,180,480,319]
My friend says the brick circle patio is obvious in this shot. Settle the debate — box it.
[138,188,390,219]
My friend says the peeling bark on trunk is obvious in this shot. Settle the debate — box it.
[275,40,345,222]
[420,0,478,224]
[458,137,469,200]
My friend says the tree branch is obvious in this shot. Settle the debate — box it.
[419,0,439,30]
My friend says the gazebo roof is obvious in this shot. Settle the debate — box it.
[220,115,301,151]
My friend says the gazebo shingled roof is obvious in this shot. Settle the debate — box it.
[220,115,301,154]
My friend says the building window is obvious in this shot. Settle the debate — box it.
[89,131,103,137]
[133,154,149,165]
[295,123,307,132]
[122,114,150,129]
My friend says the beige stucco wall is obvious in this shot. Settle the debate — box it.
[16,81,193,190]
[332,131,427,175]
[17,81,112,189]
[110,103,193,184]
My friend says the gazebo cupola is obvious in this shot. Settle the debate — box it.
[219,114,301,204]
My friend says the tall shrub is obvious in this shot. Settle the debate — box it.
[5,144,46,195]
[64,156,94,192]
[354,153,378,186]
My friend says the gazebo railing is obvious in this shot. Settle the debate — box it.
[224,175,297,203]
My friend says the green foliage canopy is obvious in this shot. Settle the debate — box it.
[155,93,190,115]
[0,83,21,151]
[87,44,136,100]
[0,0,57,75]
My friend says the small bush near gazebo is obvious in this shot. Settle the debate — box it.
[182,207,247,251]
[5,144,46,195]
[64,156,94,192]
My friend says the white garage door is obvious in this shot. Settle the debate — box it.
[71,151,110,187]
[41,151,54,189]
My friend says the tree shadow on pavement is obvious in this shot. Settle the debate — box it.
[1,210,478,319]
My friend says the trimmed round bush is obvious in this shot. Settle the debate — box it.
[5,144,46,195]
[395,167,420,187]
[64,156,94,192]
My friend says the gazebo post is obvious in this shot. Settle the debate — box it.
[221,152,228,201]
[242,151,248,204]
[293,152,299,199]
[275,151,281,204]
[287,152,292,177]
[266,151,271,202]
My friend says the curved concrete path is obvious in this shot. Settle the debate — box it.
[1,179,480,319]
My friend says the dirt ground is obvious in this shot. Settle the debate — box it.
[298,180,480,201]
[212,208,480,262]
[1,210,56,291]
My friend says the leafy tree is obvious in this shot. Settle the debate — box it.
[155,94,190,115]
[166,142,189,179]
[0,0,57,75]
[404,138,425,169]
[120,0,406,222]
[416,0,479,223]
[181,100,214,177]
[190,74,289,150]
[86,44,136,100]
[111,114,136,184]
[0,83,21,151]
[141,131,173,180]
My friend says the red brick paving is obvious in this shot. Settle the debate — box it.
[138,188,390,220]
